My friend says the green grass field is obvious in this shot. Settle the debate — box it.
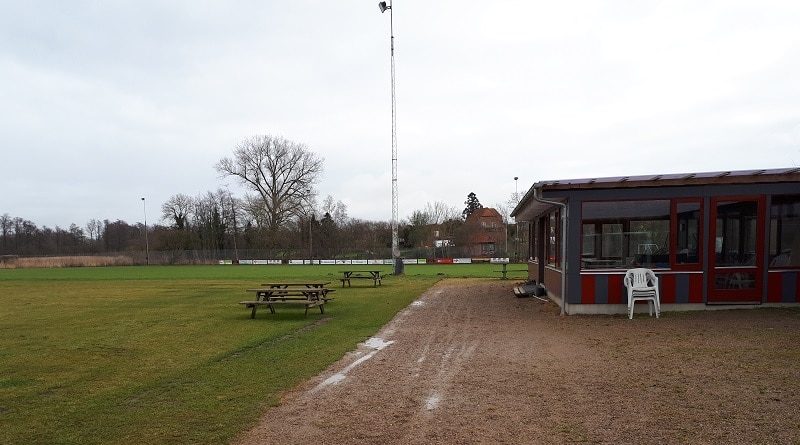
[0,264,503,444]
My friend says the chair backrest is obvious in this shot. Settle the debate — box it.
[625,268,656,289]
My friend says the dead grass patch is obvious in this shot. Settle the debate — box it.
[0,255,133,269]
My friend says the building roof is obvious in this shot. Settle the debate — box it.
[511,167,800,219]
[465,207,503,221]
[533,167,799,191]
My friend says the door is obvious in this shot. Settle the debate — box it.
[707,196,765,303]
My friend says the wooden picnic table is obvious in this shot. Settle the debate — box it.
[240,285,334,318]
[260,282,331,289]
[339,270,382,287]
[494,263,528,280]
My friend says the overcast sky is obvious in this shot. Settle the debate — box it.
[2,1,799,229]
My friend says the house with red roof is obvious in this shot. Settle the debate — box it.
[460,207,507,258]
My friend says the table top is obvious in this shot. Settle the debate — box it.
[248,287,327,292]
[259,282,331,287]
[246,287,327,301]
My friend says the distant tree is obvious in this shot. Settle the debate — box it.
[321,195,348,226]
[406,209,433,248]
[68,224,85,248]
[424,201,460,225]
[102,219,137,253]
[161,194,193,230]
[215,135,323,243]
[85,219,102,243]
[462,192,483,219]
[192,190,230,252]
[317,212,339,258]
[0,213,12,254]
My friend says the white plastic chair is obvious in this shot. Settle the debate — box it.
[624,268,660,319]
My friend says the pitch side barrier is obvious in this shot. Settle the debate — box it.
[219,258,511,265]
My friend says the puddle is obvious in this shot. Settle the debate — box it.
[425,393,441,410]
[312,337,394,392]
[364,337,394,350]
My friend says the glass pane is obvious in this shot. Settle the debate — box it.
[547,211,559,267]
[630,220,670,268]
[601,223,623,258]
[581,200,669,269]
[582,224,596,256]
[715,201,758,267]
[714,273,756,290]
[770,195,800,267]
[676,202,701,264]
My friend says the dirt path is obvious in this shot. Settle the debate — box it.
[234,279,800,444]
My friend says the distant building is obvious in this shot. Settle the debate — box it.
[461,208,507,258]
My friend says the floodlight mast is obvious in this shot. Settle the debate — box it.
[379,0,403,275]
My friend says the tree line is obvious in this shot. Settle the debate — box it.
[1,135,522,263]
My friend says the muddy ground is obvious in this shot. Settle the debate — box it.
[234,279,800,445]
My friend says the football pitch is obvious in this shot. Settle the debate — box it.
[0,264,502,444]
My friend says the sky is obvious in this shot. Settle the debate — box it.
[2,1,799,229]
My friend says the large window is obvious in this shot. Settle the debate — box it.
[546,209,561,268]
[770,195,800,267]
[581,200,671,269]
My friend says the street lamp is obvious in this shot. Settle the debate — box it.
[141,197,149,265]
[309,213,314,264]
[378,0,403,275]
[306,189,314,265]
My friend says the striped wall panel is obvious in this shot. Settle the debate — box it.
[767,271,800,303]
[579,272,704,305]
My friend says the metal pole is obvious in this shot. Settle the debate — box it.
[141,197,149,265]
[229,191,238,261]
[515,177,519,262]
[379,1,402,275]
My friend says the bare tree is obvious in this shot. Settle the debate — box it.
[321,195,348,226]
[0,213,12,253]
[494,203,510,224]
[424,201,460,225]
[161,194,193,230]
[85,219,102,243]
[215,135,323,238]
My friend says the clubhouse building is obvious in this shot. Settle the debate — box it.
[510,168,800,315]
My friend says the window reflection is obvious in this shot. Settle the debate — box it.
[676,202,700,264]
[770,195,800,267]
[581,200,670,269]
[715,201,758,267]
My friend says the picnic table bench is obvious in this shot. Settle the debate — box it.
[240,286,333,318]
[494,263,528,280]
[339,270,382,287]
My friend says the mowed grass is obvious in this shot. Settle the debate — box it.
[0,264,503,444]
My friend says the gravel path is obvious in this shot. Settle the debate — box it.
[234,279,800,444]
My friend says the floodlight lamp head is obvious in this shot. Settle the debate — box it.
[378,1,390,13]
